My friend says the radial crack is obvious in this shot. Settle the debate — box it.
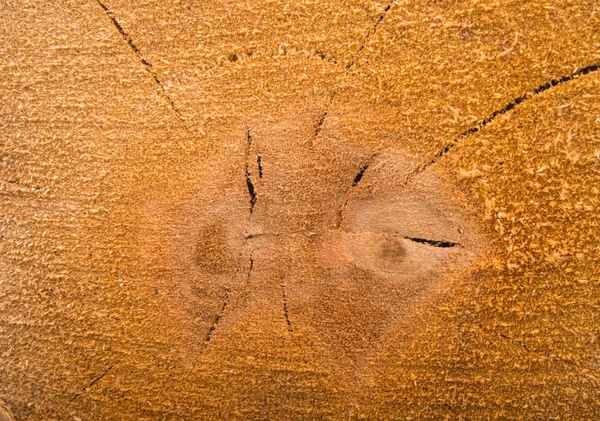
[476,324,583,371]
[246,127,253,147]
[257,153,263,178]
[246,253,254,285]
[346,0,396,71]
[280,279,293,332]
[336,156,376,228]
[404,236,458,248]
[352,160,371,187]
[245,232,279,240]
[410,61,600,178]
[205,292,229,342]
[314,0,396,141]
[244,128,259,214]
[93,0,188,128]
[68,362,118,404]
[500,333,531,352]
[313,111,328,139]
[245,165,257,214]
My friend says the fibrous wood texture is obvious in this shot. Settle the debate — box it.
[1,0,600,420]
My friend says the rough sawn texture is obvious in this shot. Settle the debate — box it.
[1,0,600,419]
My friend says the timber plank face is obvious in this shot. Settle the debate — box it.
[1,0,600,420]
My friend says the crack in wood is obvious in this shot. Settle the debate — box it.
[313,111,328,139]
[246,127,253,147]
[68,362,118,405]
[244,128,259,214]
[500,333,531,353]
[410,61,600,179]
[245,165,257,213]
[205,292,229,342]
[346,0,396,71]
[351,161,371,187]
[93,0,188,129]
[257,153,263,178]
[336,155,377,228]
[403,236,458,248]
[341,230,460,248]
[314,1,396,141]
[280,278,293,332]
[246,253,254,285]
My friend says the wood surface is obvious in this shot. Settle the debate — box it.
[1,0,600,419]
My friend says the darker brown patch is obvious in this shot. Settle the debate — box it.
[194,222,236,274]
[380,236,407,263]
[459,27,472,39]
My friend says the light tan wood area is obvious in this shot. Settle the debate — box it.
[1,0,600,419]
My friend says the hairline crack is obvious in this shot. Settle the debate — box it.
[336,155,377,228]
[205,291,229,342]
[313,0,397,141]
[68,362,118,405]
[409,61,600,179]
[93,0,189,130]
[280,277,293,332]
